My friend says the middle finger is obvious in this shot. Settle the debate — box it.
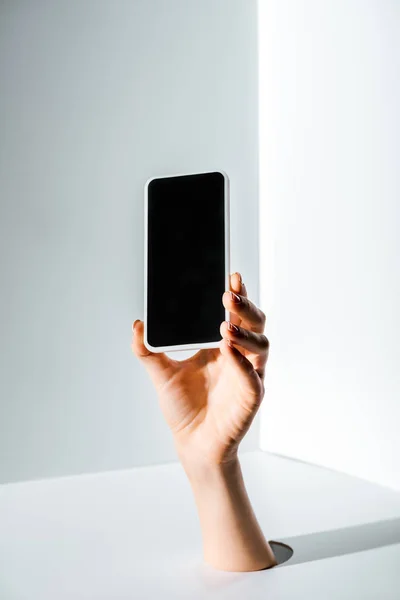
[220,321,270,356]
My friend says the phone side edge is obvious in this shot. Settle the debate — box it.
[143,178,149,351]
[223,171,230,323]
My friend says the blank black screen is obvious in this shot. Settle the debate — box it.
[147,172,226,348]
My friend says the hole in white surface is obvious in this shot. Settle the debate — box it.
[269,540,294,566]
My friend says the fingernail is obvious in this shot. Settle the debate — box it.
[132,319,140,333]
[228,322,239,334]
[230,291,241,303]
[234,272,242,285]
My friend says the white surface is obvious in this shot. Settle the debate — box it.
[0,0,260,483]
[1,450,400,599]
[258,0,400,490]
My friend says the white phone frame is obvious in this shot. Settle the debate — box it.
[144,170,230,353]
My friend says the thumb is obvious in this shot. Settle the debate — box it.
[131,320,175,389]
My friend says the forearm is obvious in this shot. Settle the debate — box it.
[178,451,277,572]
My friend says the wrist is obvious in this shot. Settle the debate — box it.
[183,456,241,490]
[174,440,240,485]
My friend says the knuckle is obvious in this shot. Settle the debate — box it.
[260,334,270,350]
[240,326,249,339]
[258,309,267,325]
[238,350,246,364]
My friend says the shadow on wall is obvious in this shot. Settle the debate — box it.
[271,517,400,567]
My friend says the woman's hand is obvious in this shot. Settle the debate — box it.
[131,272,269,469]
[131,273,276,572]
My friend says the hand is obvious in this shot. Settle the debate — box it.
[132,274,276,572]
[131,272,269,468]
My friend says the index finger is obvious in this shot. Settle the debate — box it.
[222,292,266,334]
[228,272,247,327]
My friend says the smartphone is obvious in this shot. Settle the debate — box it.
[144,170,230,353]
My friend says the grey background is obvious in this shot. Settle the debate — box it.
[0,0,260,483]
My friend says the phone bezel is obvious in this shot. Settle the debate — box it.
[143,170,230,353]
